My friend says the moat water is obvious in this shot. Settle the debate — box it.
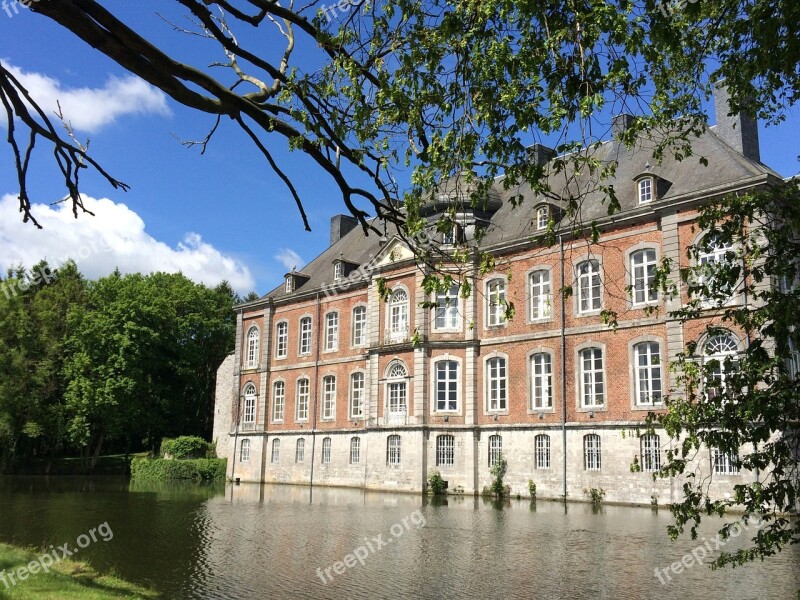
[0,477,798,599]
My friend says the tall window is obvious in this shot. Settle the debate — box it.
[272,381,285,422]
[488,434,503,467]
[296,378,310,421]
[698,236,735,305]
[321,437,331,464]
[388,289,409,341]
[631,249,658,305]
[271,438,280,463]
[334,261,343,280]
[712,448,739,475]
[352,306,367,347]
[704,333,738,400]
[486,278,507,326]
[435,283,460,329]
[577,260,601,313]
[296,438,305,462]
[584,434,601,470]
[285,276,293,293]
[787,338,800,380]
[240,438,250,462]
[531,353,553,409]
[529,270,552,320]
[245,326,259,367]
[387,435,401,465]
[275,321,288,358]
[350,372,365,419]
[640,434,661,472]
[536,205,550,230]
[350,437,361,464]
[242,383,256,425]
[436,434,455,466]
[436,360,459,412]
[579,347,605,408]
[535,434,550,469]
[322,376,336,419]
[634,342,662,405]
[486,357,507,411]
[387,362,409,415]
[299,317,312,355]
[325,312,339,351]
[638,178,653,203]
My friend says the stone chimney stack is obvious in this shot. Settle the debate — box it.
[612,114,634,139]
[713,83,760,163]
[330,214,358,245]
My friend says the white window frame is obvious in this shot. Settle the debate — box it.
[352,305,367,347]
[535,434,550,469]
[298,316,312,356]
[242,383,257,425]
[275,321,288,359]
[640,434,661,472]
[350,437,361,464]
[272,380,285,422]
[486,278,507,327]
[387,287,409,342]
[436,434,455,466]
[350,371,366,419]
[271,438,280,463]
[536,205,550,230]
[631,248,658,305]
[696,234,737,307]
[638,177,653,204]
[321,437,331,464]
[387,434,401,465]
[285,276,293,293]
[296,438,305,463]
[634,341,663,406]
[578,347,605,409]
[324,312,339,351]
[712,447,739,475]
[322,375,336,420]
[334,261,343,280]
[528,269,552,321]
[530,352,553,410]
[488,434,503,467]
[576,260,602,314]
[434,283,461,330]
[703,333,739,401]
[296,378,310,422]
[240,438,250,462]
[584,434,601,471]
[434,359,459,413]
[245,326,260,368]
[485,355,507,412]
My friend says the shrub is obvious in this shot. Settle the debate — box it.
[160,436,212,459]
[490,453,508,497]
[528,479,537,501]
[585,487,605,506]
[427,471,447,496]
[131,457,226,481]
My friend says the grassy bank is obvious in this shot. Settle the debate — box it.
[0,543,156,599]
[130,457,226,482]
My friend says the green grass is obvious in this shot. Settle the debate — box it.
[0,544,157,599]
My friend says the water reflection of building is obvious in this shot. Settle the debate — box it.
[213,88,784,504]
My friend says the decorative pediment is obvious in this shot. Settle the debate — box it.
[374,237,415,266]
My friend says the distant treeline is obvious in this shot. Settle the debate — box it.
[0,261,239,471]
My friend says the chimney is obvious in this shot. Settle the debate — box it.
[713,83,760,162]
[330,214,358,245]
[612,113,634,139]
[527,143,556,166]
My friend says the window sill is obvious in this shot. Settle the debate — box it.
[527,407,555,415]
[575,310,602,318]
[577,405,607,413]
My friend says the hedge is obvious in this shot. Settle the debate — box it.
[160,436,213,459]
[130,457,227,481]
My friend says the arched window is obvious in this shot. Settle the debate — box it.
[640,434,661,472]
[271,438,280,463]
[275,321,288,358]
[272,381,285,422]
[584,434,601,470]
[704,333,739,400]
[577,260,601,313]
[387,361,408,417]
[321,437,332,464]
[485,356,506,412]
[242,383,256,426]
[350,437,361,464]
[697,236,736,305]
[535,434,550,470]
[245,326,259,367]
[350,372,365,419]
[486,278,507,326]
[536,205,550,230]
[638,177,653,203]
[388,289,409,342]
[239,438,250,463]
[436,434,455,466]
[387,435,401,465]
[631,249,658,305]
[295,438,305,463]
[488,434,502,467]
[634,342,662,406]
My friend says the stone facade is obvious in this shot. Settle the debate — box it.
[213,102,783,505]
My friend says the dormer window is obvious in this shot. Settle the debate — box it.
[334,261,343,280]
[536,206,550,230]
[285,276,294,293]
[638,178,653,204]
[442,227,455,245]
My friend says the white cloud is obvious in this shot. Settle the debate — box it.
[0,193,254,293]
[1,61,170,132]
[274,248,303,272]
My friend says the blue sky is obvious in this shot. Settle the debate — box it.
[1,3,798,295]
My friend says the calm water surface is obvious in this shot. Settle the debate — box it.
[0,477,798,599]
